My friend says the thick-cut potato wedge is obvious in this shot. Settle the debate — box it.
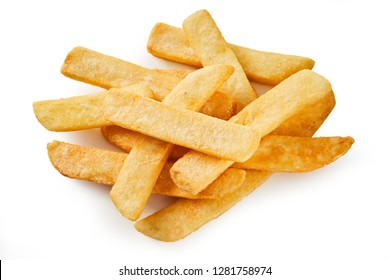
[110,65,234,220]
[61,46,177,99]
[233,135,354,172]
[33,85,154,131]
[182,10,257,111]
[170,70,332,194]
[33,92,108,131]
[47,141,245,199]
[101,126,189,160]
[104,89,261,162]
[134,170,272,242]
[110,134,173,220]
[60,46,236,117]
[148,22,315,85]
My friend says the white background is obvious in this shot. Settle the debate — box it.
[1,0,389,279]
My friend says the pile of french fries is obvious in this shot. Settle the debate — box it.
[33,10,354,241]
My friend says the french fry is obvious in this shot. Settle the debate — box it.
[33,85,154,131]
[170,69,332,194]
[100,87,236,159]
[182,10,258,111]
[104,89,261,162]
[33,92,108,132]
[60,46,236,117]
[110,65,234,220]
[148,22,315,85]
[47,140,245,199]
[61,46,177,99]
[134,170,272,242]
[233,135,354,172]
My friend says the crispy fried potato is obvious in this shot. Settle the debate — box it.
[182,10,257,111]
[60,46,236,118]
[33,92,108,132]
[233,135,354,172]
[134,170,272,242]
[110,134,173,220]
[33,85,154,131]
[170,70,332,194]
[104,89,261,162]
[148,22,315,85]
[47,141,244,199]
[61,46,177,99]
[110,65,234,220]
[100,86,236,160]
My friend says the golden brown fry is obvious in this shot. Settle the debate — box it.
[134,170,272,242]
[61,46,177,99]
[110,65,234,220]
[60,46,236,118]
[170,70,332,194]
[33,85,154,131]
[33,92,107,132]
[101,89,236,159]
[104,89,261,162]
[47,140,244,199]
[47,140,124,186]
[148,22,315,85]
[182,10,257,111]
[233,135,354,172]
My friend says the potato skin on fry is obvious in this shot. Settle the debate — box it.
[47,140,245,199]
[233,135,355,172]
[271,91,336,137]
